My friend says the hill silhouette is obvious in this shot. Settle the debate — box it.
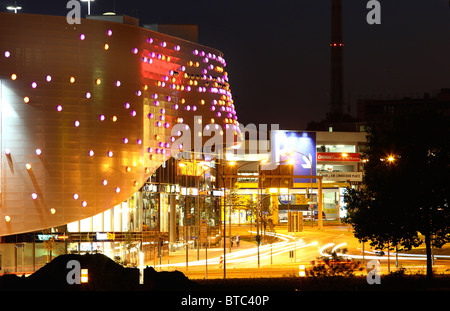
[0,253,197,291]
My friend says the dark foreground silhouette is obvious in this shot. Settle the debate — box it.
[1,253,450,291]
[0,253,198,291]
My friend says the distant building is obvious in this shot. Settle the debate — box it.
[357,88,450,122]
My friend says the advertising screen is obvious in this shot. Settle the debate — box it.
[271,131,316,183]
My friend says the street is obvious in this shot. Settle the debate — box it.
[151,224,450,279]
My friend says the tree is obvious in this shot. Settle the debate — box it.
[343,109,450,280]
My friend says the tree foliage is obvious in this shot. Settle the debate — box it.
[343,109,450,279]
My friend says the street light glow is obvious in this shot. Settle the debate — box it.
[7,5,22,13]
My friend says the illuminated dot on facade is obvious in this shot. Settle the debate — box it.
[46,75,52,82]
[50,208,56,214]
[95,79,101,85]
[74,121,80,127]
[11,73,17,80]
[107,151,113,157]
[102,179,108,186]
[5,216,10,222]
[106,29,112,36]
[80,34,85,40]
[85,92,91,99]
[26,163,32,170]
[99,114,105,121]
[23,97,30,103]
[31,193,38,200]
[89,150,94,156]
[104,44,109,50]
[112,116,117,122]
[4,51,10,57]
[73,193,79,200]
[82,201,87,207]
[70,76,75,83]
[31,82,37,88]
[57,105,63,112]
[115,187,120,193]
[35,149,42,155]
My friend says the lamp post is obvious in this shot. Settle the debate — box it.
[286,150,314,225]
[80,0,95,16]
[7,5,22,13]
[227,159,268,268]
[200,164,227,279]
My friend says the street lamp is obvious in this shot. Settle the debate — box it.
[7,5,22,13]
[285,150,315,225]
[80,0,95,16]
[199,164,227,279]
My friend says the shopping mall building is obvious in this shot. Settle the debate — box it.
[0,12,366,273]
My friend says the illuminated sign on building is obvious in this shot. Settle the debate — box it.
[317,152,360,162]
[95,232,115,241]
[271,131,317,183]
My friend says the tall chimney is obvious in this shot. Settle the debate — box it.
[330,0,344,119]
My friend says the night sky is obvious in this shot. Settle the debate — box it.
[2,0,449,129]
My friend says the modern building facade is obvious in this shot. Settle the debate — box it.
[0,12,238,271]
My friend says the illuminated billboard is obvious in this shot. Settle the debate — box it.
[271,131,316,183]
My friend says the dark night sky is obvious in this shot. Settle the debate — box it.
[2,0,449,129]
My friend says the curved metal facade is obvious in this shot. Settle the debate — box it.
[0,13,238,236]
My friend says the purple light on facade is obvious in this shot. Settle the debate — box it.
[107,29,113,36]
[80,34,85,40]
